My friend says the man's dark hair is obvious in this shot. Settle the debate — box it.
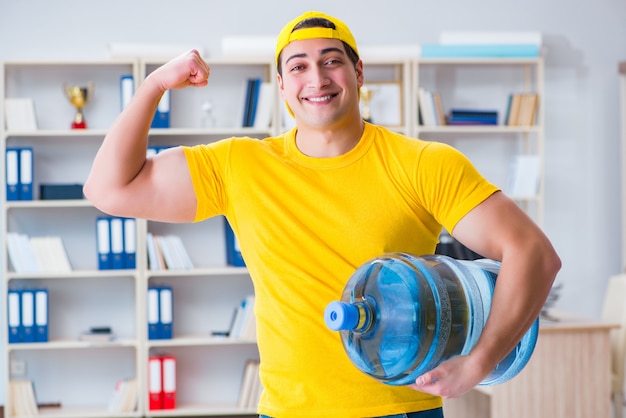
[277,17,360,75]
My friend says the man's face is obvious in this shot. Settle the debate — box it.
[277,37,363,129]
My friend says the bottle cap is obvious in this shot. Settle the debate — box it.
[324,301,359,331]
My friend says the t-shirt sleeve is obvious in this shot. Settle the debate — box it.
[182,140,233,222]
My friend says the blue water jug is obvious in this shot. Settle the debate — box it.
[324,253,539,386]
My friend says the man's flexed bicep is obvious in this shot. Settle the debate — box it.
[84,50,209,222]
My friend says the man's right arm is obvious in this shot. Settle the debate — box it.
[83,50,210,223]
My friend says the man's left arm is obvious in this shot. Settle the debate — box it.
[410,190,561,398]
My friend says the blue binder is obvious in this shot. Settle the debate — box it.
[224,218,245,267]
[35,288,48,342]
[5,148,20,201]
[8,289,22,343]
[120,75,134,111]
[110,217,125,269]
[96,217,112,270]
[151,90,170,128]
[147,287,160,340]
[21,290,35,343]
[159,286,173,339]
[123,218,137,269]
[19,147,33,200]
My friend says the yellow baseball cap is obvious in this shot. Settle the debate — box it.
[275,11,359,67]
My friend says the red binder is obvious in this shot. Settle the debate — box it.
[148,356,163,410]
[161,355,177,409]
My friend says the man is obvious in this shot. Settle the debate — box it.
[84,10,560,418]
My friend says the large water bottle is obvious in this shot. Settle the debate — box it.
[324,252,539,386]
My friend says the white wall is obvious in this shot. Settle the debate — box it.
[1,0,625,404]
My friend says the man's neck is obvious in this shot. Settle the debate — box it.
[295,119,365,158]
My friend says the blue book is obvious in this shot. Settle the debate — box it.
[151,90,170,128]
[96,217,112,270]
[224,218,245,267]
[247,78,262,126]
[110,217,125,269]
[421,44,540,58]
[123,218,136,269]
[8,289,22,343]
[21,290,35,343]
[147,287,160,340]
[242,78,255,127]
[5,148,20,201]
[18,147,33,200]
[35,288,48,342]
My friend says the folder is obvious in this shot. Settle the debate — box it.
[148,356,163,410]
[161,355,177,409]
[123,218,136,269]
[110,217,124,269]
[120,75,134,110]
[159,287,173,339]
[6,148,20,201]
[34,288,48,342]
[151,90,170,128]
[8,289,21,343]
[147,287,160,340]
[19,147,33,200]
[224,218,245,267]
[21,290,35,343]
[96,217,112,270]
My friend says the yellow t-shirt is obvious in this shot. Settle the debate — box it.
[183,123,498,417]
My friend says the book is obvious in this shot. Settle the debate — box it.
[4,98,38,131]
[439,31,542,47]
[506,155,541,198]
[421,44,540,58]
[8,379,39,416]
[448,109,498,125]
[237,360,261,409]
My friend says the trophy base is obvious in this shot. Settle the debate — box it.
[71,120,87,129]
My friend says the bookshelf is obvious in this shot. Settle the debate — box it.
[2,53,544,417]
[1,58,276,418]
[618,61,626,272]
[413,57,545,225]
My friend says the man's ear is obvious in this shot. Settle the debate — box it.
[355,60,364,87]
[277,73,285,100]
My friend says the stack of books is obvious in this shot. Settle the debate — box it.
[505,93,539,126]
[237,359,262,409]
[107,378,138,413]
[7,233,71,274]
[447,108,498,125]
[8,380,38,416]
[229,295,256,340]
[146,233,193,270]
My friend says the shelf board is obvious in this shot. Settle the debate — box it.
[5,199,92,209]
[417,125,541,134]
[5,269,138,280]
[145,402,256,416]
[147,334,257,348]
[418,57,542,65]
[7,338,139,351]
[145,266,249,277]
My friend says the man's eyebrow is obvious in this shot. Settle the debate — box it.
[284,47,346,66]
[285,53,307,66]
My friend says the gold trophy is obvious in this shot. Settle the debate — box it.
[64,82,94,129]
[360,85,374,122]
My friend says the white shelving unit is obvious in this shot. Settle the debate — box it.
[1,59,143,417]
[413,57,545,225]
[1,53,545,417]
[1,58,278,418]
[618,61,626,272]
